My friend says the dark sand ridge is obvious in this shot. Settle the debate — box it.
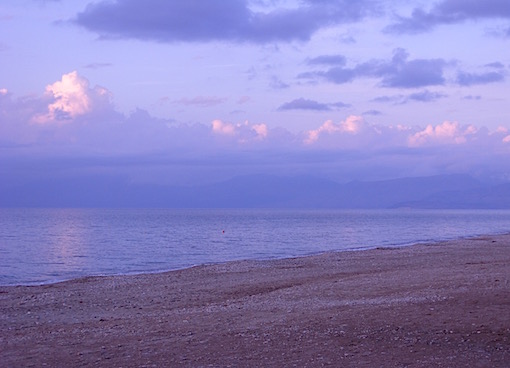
[1,234,509,367]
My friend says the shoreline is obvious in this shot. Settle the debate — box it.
[4,230,510,287]
[1,234,510,366]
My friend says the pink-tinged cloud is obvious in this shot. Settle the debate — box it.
[495,127,510,144]
[252,123,268,139]
[211,119,268,142]
[305,115,363,144]
[237,96,250,104]
[212,119,236,136]
[0,88,8,95]
[408,121,477,146]
[175,96,227,107]
[32,71,110,124]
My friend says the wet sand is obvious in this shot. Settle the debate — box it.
[1,234,510,367]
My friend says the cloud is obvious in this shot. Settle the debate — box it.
[83,62,113,69]
[484,61,505,69]
[212,119,236,136]
[307,54,347,66]
[301,117,510,156]
[7,72,505,154]
[32,71,112,124]
[174,96,227,107]
[74,0,380,44]
[363,109,383,116]
[371,90,447,104]
[301,116,426,151]
[330,101,351,109]
[387,0,510,34]
[463,95,481,100]
[237,96,251,105]
[456,71,505,86]
[212,119,268,141]
[278,98,330,111]
[406,90,447,102]
[269,76,290,89]
[3,72,510,188]
[371,95,400,103]
[408,121,477,146]
[305,115,365,144]
[303,48,448,88]
[277,98,349,112]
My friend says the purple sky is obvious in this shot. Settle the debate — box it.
[1,0,510,187]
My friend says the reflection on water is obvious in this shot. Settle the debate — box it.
[1,208,510,285]
[45,209,89,271]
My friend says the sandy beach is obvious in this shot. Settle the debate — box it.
[1,235,509,367]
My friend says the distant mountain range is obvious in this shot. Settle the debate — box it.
[2,173,510,209]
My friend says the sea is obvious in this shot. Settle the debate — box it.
[1,208,510,286]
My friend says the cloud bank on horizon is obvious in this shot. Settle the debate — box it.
[1,0,510,190]
[2,71,510,185]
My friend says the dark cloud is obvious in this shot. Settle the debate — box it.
[339,35,356,44]
[270,76,290,89]
[379,49,447,88]
[303,48,447,88]
[277,98,349,111]
[371,90,446,104]
[363,109,383,116]
[83,62,113,69]
[387,0,510,34]
[277,98,331,111]
[320,67,357,84]
[330,101,351,109]
[484,62,505,69]
[307,55,346,66]
[456,71,505,86]
[407,90,447,102]
[74,0,380,44]
[371,95,400,103]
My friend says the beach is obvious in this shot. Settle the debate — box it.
[1,235,509,367]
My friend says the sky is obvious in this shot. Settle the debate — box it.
[1,0,510,191]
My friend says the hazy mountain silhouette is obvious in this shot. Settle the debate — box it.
[2,173,509,209]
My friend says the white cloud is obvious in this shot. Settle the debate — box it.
[211,119,268,141]
[408,121,478,147]
[252,123,268,139]
[212,119,236,136]
[32,71,110,124]
[305,115,363,144]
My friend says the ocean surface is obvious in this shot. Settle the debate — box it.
[1,208,510,286]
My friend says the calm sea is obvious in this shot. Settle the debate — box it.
[1,208,509,285]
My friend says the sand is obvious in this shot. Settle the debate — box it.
[1,234,510,367]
